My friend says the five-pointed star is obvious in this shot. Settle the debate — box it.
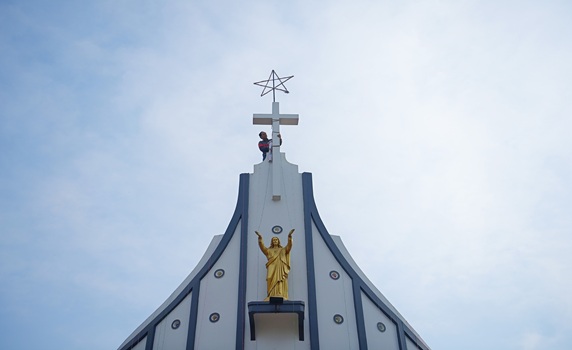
[253,70,294,99]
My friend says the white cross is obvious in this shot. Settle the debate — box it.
[253,102,299,201]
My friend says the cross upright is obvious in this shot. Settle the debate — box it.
[253,101,299,152]
[253,102,299,201]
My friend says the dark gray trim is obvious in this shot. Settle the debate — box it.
[302,173,320,350]
[301,172,429,350]
[235,173,250,350]
[185,281,200,350]
[119,174,250,350]
[352,283,368,350]
[404,328,425,350]
[397,321,407,350]
[361,292,402,349]
[144,327,155,350]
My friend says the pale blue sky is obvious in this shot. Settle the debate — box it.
[1,1,571,349]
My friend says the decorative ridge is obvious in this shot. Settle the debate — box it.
[301,172,430,350]
[118,174,250,350]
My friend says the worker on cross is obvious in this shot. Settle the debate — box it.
[258,131,282,162]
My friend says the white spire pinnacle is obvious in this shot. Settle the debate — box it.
[253,102,299,201]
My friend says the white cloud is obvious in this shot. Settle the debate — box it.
[1,0,572,349]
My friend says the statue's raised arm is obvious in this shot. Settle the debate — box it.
[286,229,294,253]
[255,231,268,256]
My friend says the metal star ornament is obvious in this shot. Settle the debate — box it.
[253,70,294,102]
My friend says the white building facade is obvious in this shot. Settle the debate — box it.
[119,101,430,350]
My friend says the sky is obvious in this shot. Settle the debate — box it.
[1,0,571,349]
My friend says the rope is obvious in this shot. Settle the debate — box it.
[276,157,300,342]
[255,164,271,231]
[255,165,272,302]
[280,159,295,230]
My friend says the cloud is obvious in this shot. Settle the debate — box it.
[1,1,572,349]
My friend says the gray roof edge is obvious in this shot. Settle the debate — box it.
[118,235,223,349]
[331,235,430,349]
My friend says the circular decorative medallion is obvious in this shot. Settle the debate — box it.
[214,269,225,278]
[209,312,220,323]
[329,270,340,280]
[333,314,344,324]
[171,319,181,329]
[272,225,283,234]
[377,322,386,332]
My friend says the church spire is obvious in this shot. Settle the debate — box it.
[253,70,299,201]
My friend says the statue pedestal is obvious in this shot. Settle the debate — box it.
[247,300,305,341]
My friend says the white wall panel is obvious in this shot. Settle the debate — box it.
[130,337,146,350]
[361,292,400,350]
[312,222,359,350]
[245,155,309,350]
[152,292,192,350]
[407,336,422,350]
[193,223,241,349]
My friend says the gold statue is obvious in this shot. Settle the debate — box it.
[255,229,295,301]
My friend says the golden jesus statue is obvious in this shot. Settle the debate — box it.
[255,229,295,301]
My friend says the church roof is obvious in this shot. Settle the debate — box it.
[119,80,430,349]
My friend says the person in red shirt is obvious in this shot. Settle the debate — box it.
[258,131,282,161]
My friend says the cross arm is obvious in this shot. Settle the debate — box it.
[253,114,299,125]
